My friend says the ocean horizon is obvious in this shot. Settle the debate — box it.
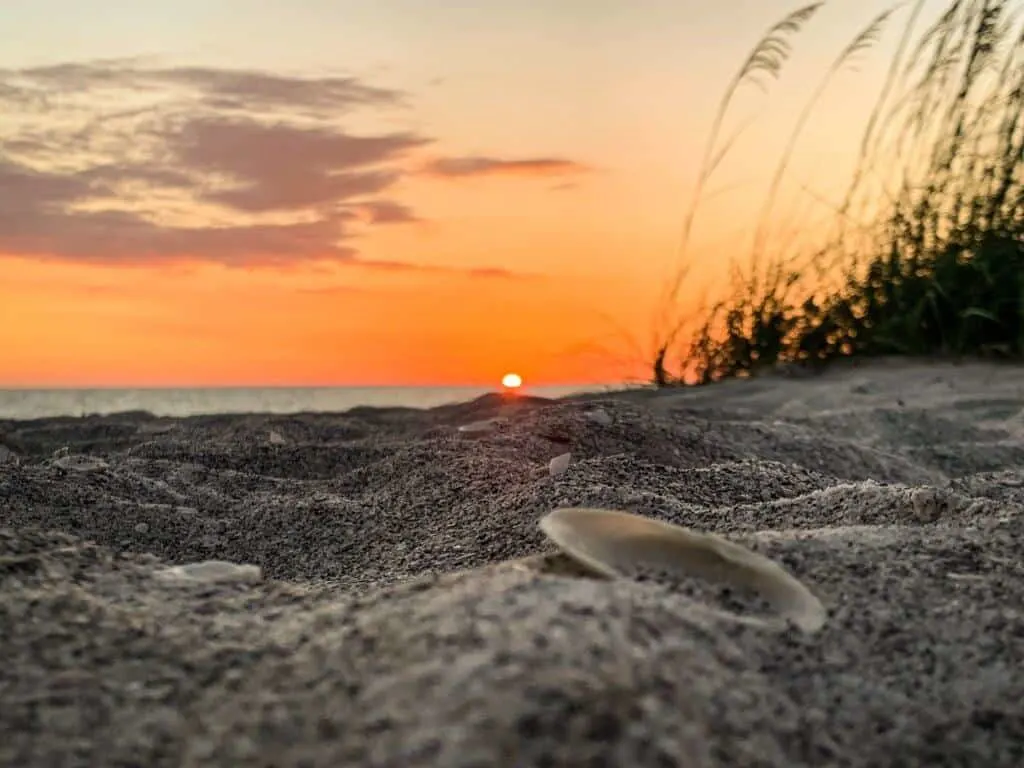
[0,384,633,420]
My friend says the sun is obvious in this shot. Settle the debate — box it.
[501,372,523,390]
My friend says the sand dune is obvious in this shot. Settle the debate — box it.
[2,359,1023,766]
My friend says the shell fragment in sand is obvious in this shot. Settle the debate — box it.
[52,454,110,472]
[457,417,505,434]
[538,507,827,634]
[583,407,613,426]
[154,560,263,586]
[549,452,572,476]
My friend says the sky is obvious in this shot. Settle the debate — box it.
[0,0,941,387]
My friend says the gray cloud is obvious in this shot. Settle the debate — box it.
[0,59,585,273]
[422,155,591,178]
[349,260,538,279]
[0,60,428,267]
[0,181,356,265]
[356,200,419,224]
[1,60,401,114]
[167,117,425,212]
[0,158,93,210]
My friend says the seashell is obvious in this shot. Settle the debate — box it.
[0,444,20,465]
[538,507,826,634]
[52,454,109,472]
[583,407,613,426]
[457,417,503,434]
[548,452,571,476]
[153,560,263,585]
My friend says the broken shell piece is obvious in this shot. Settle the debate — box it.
[538,507,826,634]
[52,454,110,472]
[0,445,21,465]
[457,417,504,434]
[549,452,571,476]
[154,560,263,585]
[583,407,613,426]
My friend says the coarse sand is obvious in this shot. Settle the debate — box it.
[2,358,1023,766]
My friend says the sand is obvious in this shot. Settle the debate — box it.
[1,358,1023,767]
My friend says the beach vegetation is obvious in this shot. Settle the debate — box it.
[653,0,1024,386]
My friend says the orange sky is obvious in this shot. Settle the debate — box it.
[0,0,933,386]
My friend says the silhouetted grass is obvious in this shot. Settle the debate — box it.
[654,0,1024,386]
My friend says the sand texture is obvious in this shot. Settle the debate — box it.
[2,359,1024,767]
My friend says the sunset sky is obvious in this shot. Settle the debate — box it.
[1,0,934,387]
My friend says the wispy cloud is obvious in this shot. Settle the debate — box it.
[0,60,425,268]
[168,117,426,212]
[352,199,420,224]
[464,266,536,279]
[0,59,401,113]
[422,155,591,179]
[295,284,368,295]
[0,59,589,272]
[350,259,538,279]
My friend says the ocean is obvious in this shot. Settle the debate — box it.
[0,385,622,420]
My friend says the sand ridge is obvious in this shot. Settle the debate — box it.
[1,359,1023,766]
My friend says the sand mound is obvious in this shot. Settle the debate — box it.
[2,359,1023,766]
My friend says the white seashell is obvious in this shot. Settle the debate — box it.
[52,454,109,472]
[153,560,263,585]
[267,430,286,445]
[538,507,827,634]
[0,445,20,465]
[583,407,613,426]
[548,452,571,476]
[457,418,502,434]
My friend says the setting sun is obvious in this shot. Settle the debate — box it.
[501,372,523,389]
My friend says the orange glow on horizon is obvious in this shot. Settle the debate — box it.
[0,254,657,388]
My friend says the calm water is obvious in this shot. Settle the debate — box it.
[0,385,621,420]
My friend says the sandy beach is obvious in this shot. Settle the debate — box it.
[2,358,1023,767]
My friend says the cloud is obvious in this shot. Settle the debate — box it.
[0,60,426,267]
[422,155,591,179]
[0,158,92,209]
[464,266,535,279]
[0,59,588,272]
[354,200,420,224]
[350,260,537,279]
[296,284,367,295]
[1,59,401,114]
[0,184,356,266]
[167,117,427,212]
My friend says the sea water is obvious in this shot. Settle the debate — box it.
[0,385,620,420]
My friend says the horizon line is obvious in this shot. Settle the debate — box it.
[0,380,639,392]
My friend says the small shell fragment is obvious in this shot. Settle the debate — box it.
[153,560,263,585]
[583,407,613,426]
[52,454,110,472]
[457,418,503,434]
[538,507,827,634]
[549,452,572,476]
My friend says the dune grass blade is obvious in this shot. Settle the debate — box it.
[653,2,825,386]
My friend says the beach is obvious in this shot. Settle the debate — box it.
[2,358,1023,766]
